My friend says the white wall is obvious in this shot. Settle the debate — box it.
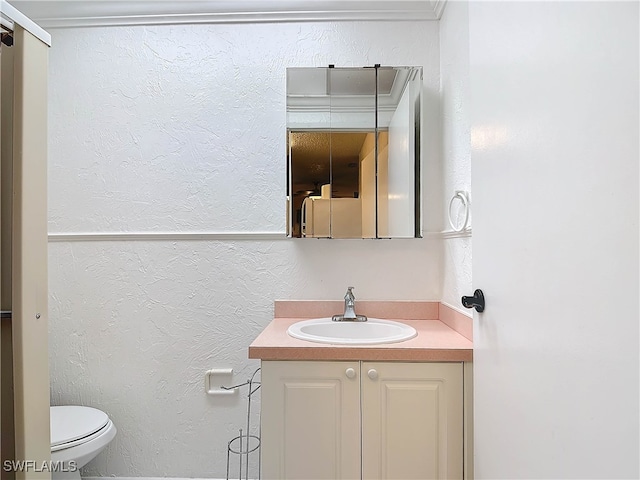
[387,82,415,237]
[439,1,472,309]
[47,21,441,477]
[359,133,376,238]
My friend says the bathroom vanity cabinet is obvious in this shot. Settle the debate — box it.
[260,360,464,480]
[251,301,474,479]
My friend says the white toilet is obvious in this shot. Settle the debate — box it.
[50,406,117,480]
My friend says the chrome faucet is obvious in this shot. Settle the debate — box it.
[343,286,357,319]
[332,287,368,322]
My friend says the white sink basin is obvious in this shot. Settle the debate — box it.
[287,318,417,345]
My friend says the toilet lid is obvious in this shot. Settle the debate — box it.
[50,406,110,448]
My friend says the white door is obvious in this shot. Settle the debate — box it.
[469,2,638,479]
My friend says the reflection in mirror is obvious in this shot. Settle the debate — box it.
[377,67,422,238]
[286,66,422,238]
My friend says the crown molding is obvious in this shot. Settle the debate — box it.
[431,0,447,19]
[9,0,446,28]
[1,0,51,45]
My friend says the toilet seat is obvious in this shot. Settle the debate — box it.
[50,406,110,452]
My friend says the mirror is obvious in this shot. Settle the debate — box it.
[286,66,422,238]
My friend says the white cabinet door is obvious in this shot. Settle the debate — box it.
[361,362,463,480]
[261,361,361,480]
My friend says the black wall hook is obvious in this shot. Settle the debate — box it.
[461,289,485,313]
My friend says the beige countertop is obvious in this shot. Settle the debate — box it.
[249,314,473,362]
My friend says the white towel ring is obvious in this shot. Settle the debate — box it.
[448,191,470,232]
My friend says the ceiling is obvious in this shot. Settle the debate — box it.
[287,68,398,97]
[287,67,418,114]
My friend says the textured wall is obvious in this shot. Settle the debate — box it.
[47,21,441,477]
[439,2,472,310]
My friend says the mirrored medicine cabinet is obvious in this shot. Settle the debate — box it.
[286,66,423,239]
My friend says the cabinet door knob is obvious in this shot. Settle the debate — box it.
[367,369,378,380]
[345,368,356,379]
